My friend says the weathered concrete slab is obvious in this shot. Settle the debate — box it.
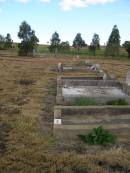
[62,86,126,97]
[57,76,130,105]
[55,105,130,117]
[54,124,130,143]
[62,66,99,71]
[53,106,130,143]
[62,79,122,87]
[126,70,130,86]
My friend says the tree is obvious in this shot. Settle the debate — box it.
[89,33,100,56]
[89,44,96,56]
[59,41,70,52]
[0,35,5,49]
[49,32,61,54]
[123,41,130,58]
[18,21,39,56]
[105,25,120,56]
[4,33,13,49]
[73,33,86,54]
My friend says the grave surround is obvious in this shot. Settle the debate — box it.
[126,70,130,86]
[54,64,130,145]
[56,76,130,105]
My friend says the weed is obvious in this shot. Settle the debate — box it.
[78,126,116,146]
[74,98,97,106]
[106,99,128,106]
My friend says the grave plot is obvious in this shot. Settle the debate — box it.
[56,76,130,105]
[54,64,130,145]
[126,70,130,86]
[57,60,100,72]
[57,61,110,77]
[54,105,130,144]
[125,69,130,95]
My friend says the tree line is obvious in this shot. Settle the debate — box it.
[0,33,13,49]
[0,21,130,58]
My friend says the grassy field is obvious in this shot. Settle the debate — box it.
[0,53,130,172]
[4,43,128,58]
[36,44,128,58]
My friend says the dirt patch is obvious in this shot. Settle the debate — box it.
[39,78,57,134]
[0,105,21,115]
[17,79,36,86]
[9,97,30,106]
[0,117,11,155]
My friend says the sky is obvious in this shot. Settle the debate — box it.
[0,0,130,45]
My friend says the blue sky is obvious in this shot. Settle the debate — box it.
[0,0,130,45]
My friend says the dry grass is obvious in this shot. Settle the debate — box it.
[0,55,130,172]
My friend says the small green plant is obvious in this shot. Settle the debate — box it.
[106,99,128,106]
[78,126,116,146]
[74,98,97,106]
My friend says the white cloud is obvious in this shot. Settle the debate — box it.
[0,8,2,12]
[15,0,51,3]
[59,0,88,11]
[16,0,30,3]
[59,0,115,11]
[0,0,116,10]
[40,0,51,3]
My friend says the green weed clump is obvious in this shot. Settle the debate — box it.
[74,98,97,106]
[78,126,116,146]
[106,99,128,106]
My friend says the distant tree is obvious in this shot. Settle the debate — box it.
[4,33,13,49]
[18,21,39,56]
[0,35,5,49]
[105,25,120,56]
[89,33,100,56]
[123,41,130,58]
[89,44,96,56]
[49,32,61,55]
[73,33,86,54]
[59,41,70,52]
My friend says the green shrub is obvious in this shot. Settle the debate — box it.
[106,99,128,106]
[78,126,116,146]
[74,98,97,106]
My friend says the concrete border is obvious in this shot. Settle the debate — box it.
[54,105,130,120]
[54,105,130,142]
[54,72,130,144]
[56,76,130,105]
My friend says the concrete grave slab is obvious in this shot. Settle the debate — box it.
[54,66,130,145]
[126,70,130,86]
